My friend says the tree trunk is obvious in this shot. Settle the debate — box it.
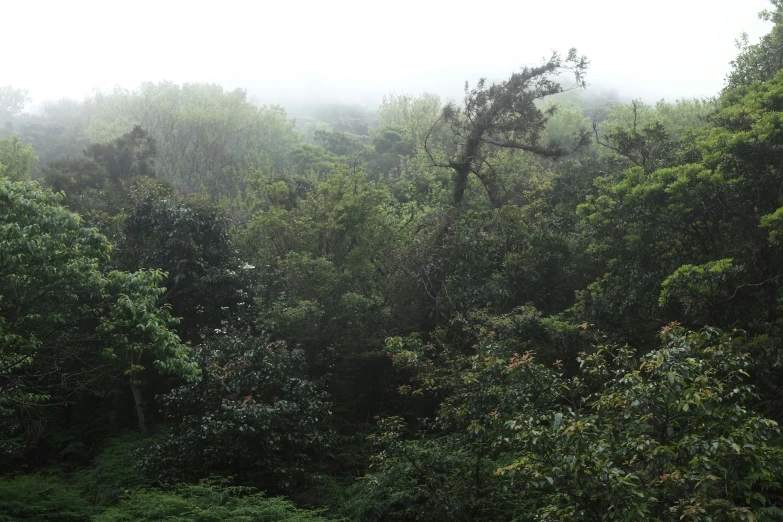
[452,163,471,207]
[451,135,481,207]
[130,378,150,437]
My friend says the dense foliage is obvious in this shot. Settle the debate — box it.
[4,3,783,520]
[140,331,333,491]
[360,325,783,521]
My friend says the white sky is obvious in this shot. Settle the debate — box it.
[2,0,774,107]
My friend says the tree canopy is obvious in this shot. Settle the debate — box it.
[4,5,783,520]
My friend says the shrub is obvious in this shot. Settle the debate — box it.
[94,481,335,521]
[0,474,94,522]
[77,432,158,506]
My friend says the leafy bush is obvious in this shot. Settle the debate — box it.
[0,474,95,522]
[139,331,334,490]
[77,432,158,506]
[367,325,783,521]
[94,481,335,521]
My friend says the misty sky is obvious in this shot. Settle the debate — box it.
[4,0,774,107]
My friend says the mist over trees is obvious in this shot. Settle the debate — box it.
[3,2,783,521]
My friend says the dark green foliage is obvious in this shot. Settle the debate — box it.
[139,331,333,490]
[372,127,413,157]
[364,326,783,521]
[499,327,783,521]
[594,114,682,173]
[42,125,155,196]
[368,126,415,178]
[116,184,243,339]
[575,68,783,349]
[6,14,783,521]
[349,313,584,521]
[76,433,158,506]
[84,126,156,185]
[93,481,335,521]
[431,206,590,317]
[40,126,159,230]
[118,188,231,278]
[43,157,109,194]
[244,166,405,356]
[0,179,197,446]
[0,474,95,522]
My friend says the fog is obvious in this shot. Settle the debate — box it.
[4,0,774,108]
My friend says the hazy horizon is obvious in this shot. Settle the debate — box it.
[5,0,775,110]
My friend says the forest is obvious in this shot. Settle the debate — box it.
[3,2,783,521]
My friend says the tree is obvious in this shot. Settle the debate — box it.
[139,330,333,490]
[499,326,783,521]
[0,86,29,121]
[0,180,112,413]
[575,69,783,348]
[40,126,158,228]
[6,97,95,176]
[368,126,416,178]
[84,125,156,184]
[0,135,36,181]
[593,101,682,173]
[352,310,586,521]
[84,83,300,197]
[99,269,200,437]
[115,183,243,340]
[43,156,109,195]
[244,165,406,356]
[0,180,198,438]
[366,323,783,521]
[377,93,442,145]
[726,1,783,91]
[41,124,155,192]
[425,50,590,207]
